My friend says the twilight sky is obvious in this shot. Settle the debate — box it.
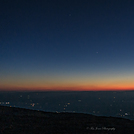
[1,0,134,91]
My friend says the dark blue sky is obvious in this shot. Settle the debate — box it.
[1,0,134,91]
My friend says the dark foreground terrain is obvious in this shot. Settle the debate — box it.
[0,106,134,134]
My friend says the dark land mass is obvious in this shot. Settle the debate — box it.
[0,106,134,134]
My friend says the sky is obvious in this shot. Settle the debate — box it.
[0,0,134,91]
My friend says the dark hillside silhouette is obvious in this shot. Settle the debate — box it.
[0,105,134,134]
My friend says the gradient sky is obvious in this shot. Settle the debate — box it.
[1,0,134,91]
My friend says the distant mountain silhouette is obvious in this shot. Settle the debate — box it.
[0,105,134,134]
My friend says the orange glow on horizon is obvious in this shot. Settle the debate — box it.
[0,85,134,91]
[1,71,134,91]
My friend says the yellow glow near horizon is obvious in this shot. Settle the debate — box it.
[0,71,134,91]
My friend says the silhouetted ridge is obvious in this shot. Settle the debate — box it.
[0,105,134,134]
